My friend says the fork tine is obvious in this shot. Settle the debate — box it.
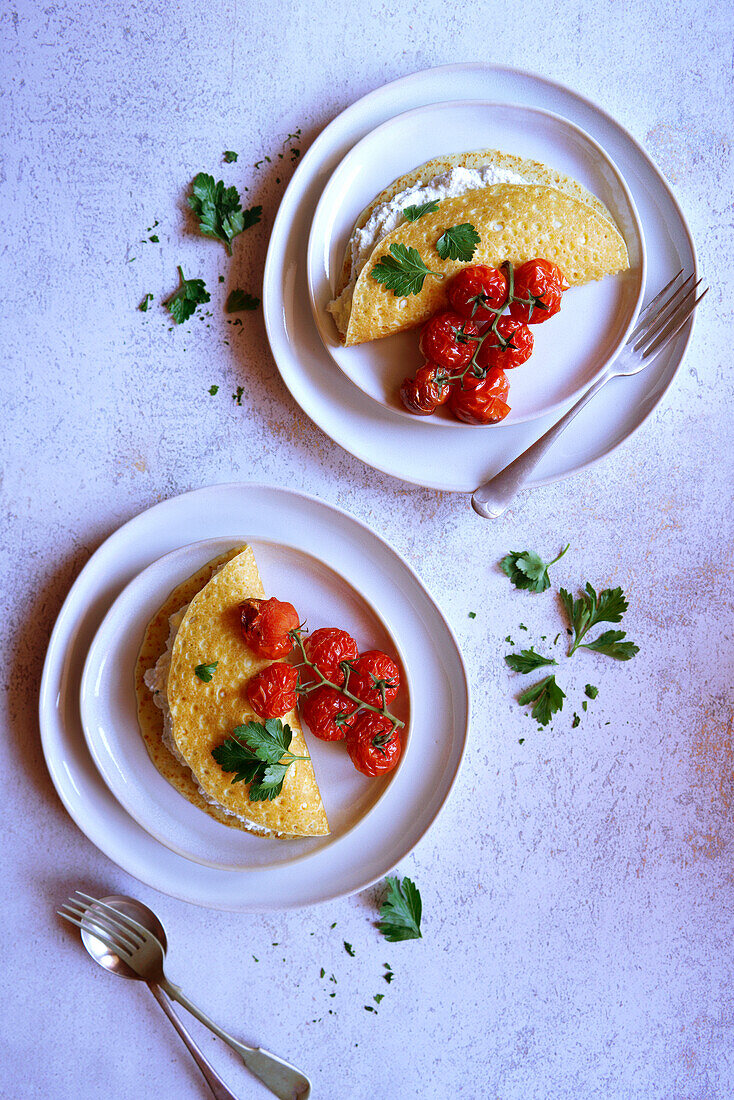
[72,892,150,944]
[632,274,699,350]
[628,269,684,342]
[57,908,133,958]
[642,286,708,358]
[62,901,140,951]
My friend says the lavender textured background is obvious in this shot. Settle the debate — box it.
[2,1,734,1097]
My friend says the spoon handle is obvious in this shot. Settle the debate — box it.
[161,978,311,1100]
[148,983,240,1100]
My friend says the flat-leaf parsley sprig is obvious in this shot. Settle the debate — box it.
[518,675,566,727]
[188,172,262,255]
[560,584,640,660]
[370,243,444,298]
[212,718,310,802]
[377,876,422,941]
[504,648,557,674]
[164,267,210,324]
[436,222,481,262]
[501,544,570,593]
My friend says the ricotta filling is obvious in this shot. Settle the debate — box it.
[144,603,281,837]
[331,164,528,328]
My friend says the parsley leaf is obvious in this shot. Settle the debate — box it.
[188,172,261,255]
[585,684,599,699]
[377,876,422,941]
[436,222,480,262]
[223,150,238,162]
[138,293,153,312]
[403,200,440,222]
[500,544,569,593]
[370,243,442,297]
[374,993,384,1004]
[208,385,219,395]
[572,713,580,728]
[504,648,558,674]
[164,267,210,324]
[518,675,565,726]
[194,661,218,682]
[560,584,638,659]
[344,941,355,956]
[211,719,309,801]
[225,288,260,313]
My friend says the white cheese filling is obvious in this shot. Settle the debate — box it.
[144,604,281,837]
[331,164,528,327]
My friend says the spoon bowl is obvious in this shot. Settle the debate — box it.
[81,894,167,980]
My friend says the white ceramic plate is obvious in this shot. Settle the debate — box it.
[308,100,645,426]
[39,484,469,910]
[263,64,697,491]
[80,536,412,871]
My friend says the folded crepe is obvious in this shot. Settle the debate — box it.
[327,149,630,347]
[137,545,329,838]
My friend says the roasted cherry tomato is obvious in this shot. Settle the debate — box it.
[418,311,479,371]
[240,597,300,659]
[349,650,400,708]
[247,663,298,719]
[300,686,357,741]
[475,317,534,370]
[448,265,508,327]
[400,363,451,416]
[449,367,511,425]
[509,259,568,324]
[303,627,359,686]
[346,714,402,777]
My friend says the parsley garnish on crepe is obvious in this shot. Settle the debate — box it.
[377,876,423,941]
[164,267,210,324]
[212,719,310,802]
[436,222,480,262]
[518,675,565,726]
[403,200,440,222]
[500,545,569,593]
[188,172,262,255]
[194,661,218,682]
[371,243,443,297]
[560,584,640,660]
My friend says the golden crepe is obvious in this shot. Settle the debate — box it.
[327,149,630,346]
[136,545,329,838]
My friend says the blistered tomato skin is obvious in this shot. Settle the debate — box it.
[349,650,401,707]
[247,663,299,719]
[346,713,402,777]
[448,265,509,326]
[240,597,300,659]
[400,363,452,416]
[300,686,357,741]
[509,259,568,324]
[419,311,479,371]
[476,317,534,370]
[303,627,359,686]
[449,367,511,425]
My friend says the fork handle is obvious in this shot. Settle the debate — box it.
[161,978,311,1100]
[148,983,239,1100]
[471,371,612,518]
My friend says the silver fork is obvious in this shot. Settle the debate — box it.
[471,270,707,518]
[59,892,311,1100]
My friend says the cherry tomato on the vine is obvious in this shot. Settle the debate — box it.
[449,367,511,425]
[419,311,479,371]
[509,259,568,324]
[303,627,359,686]
[448,265,509,327]
[349,650,400,708]
[346,714,402,777]
[247,663,298,719]
[475,317,534,371]
[400,363,452,416]
[240,597,300,659]
[300,686,357,741]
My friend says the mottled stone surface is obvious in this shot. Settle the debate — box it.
[2,1,733,1097]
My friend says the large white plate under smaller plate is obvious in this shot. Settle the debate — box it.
[308,100,645,425]
[80,537,411,871]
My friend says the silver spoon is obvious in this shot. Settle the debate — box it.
[77,894,310,1100]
